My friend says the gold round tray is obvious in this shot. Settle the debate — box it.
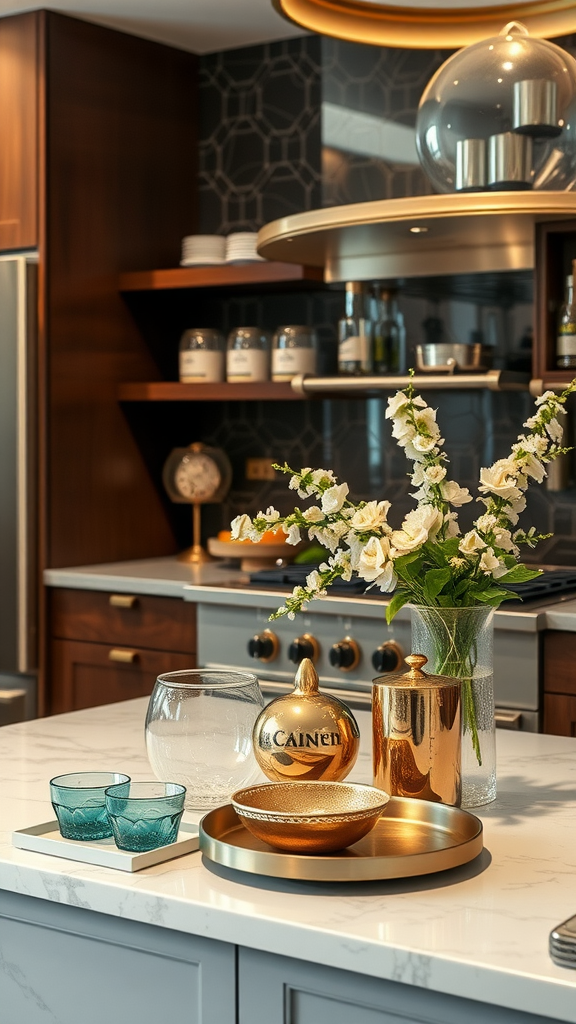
[199,797,483,882]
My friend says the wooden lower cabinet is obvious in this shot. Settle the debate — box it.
[543,631,576,736]
[50,639,194,714]
[48,588,197,713]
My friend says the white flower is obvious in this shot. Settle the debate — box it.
[283,523,301,545]
[411,463,426,486]
[507,494,527,525]
[411,433,438,454]
[514,434,548,457]
[302,505,324,523]
[475,513,498,533]
[493,527,517,553]
[311,468,336,487]
[309,521,348,552]
[289,469,310,491]
[443,511,460,538]
[305,570,326,595]
[459,530,486,554]
[321,483,349,514]
[449,556,466,569]
[425,465,447,484]
[231,514,256,541]
[478,458,522,501]
[356,537,397,592]
[391,416,416,445]
[391,506,443,553]
[479,546,509,578]
[350,500,391,532]
[520,453,546,483]
[535,390,558,406]
[441,480,473,506]
[385,392,411,418]
[326,549,353,581]
[415,407,440,437]
[357,536,391,582]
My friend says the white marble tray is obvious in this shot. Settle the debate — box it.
[12,820,199,872]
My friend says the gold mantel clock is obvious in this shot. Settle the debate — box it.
[162,443,232,563]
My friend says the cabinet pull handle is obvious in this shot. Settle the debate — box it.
[109,594,138,609]
[495,711,522,730]
[108,648,138,664]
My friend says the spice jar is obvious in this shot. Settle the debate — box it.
[179,328,225,383]
[271,325,317,381]
[373,654,461,806]
[226,327,271,382]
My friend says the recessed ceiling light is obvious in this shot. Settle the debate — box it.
[409,226,428,234]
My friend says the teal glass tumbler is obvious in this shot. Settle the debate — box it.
[50,772,130,841]
[105,781,186,852]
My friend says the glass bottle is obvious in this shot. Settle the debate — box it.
[271,325,318,381]
[179,328,225,383]
[374,287,406,374]
[337,282,373,376]
[226,327,271,382]
[557,272,576,370]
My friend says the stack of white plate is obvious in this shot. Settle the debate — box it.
[225,232,265,264]
[180,235,226,266]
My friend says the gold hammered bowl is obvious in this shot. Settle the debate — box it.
[231,781,390,854]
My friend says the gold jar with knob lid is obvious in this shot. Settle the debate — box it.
[253,658,360,782]
[373,654,462,807]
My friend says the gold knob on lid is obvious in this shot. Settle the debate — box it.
[404,654,428,678]
[294,657,319,694]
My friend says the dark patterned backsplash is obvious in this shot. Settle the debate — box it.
[195,34,576,561]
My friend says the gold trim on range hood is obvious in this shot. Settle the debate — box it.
[272,0,576,48]
[256,191,576,281]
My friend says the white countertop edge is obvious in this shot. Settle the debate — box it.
[2,858,575,1022]
[42,559,548,632]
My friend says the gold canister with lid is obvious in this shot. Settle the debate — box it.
[373,654,461,807]
[253,658,360,782]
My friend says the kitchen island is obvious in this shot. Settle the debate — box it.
[2,698,576,1023]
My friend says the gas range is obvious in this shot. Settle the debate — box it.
[194,564,571,733]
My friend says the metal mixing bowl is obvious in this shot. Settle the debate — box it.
[416,342,493,373]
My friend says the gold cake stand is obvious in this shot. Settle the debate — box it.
[199,797,483,882]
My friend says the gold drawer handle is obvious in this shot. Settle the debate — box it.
[108,648,138,664]
[109,594,138,609]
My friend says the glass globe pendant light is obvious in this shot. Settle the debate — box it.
[416,22,576,193]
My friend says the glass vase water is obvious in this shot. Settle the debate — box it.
[145,669,265,810]
[411,605,496,807]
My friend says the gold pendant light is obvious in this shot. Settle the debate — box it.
[272,0,576,48]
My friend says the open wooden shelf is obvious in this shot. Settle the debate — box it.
[118,262,325,292]
[117,381,303,401]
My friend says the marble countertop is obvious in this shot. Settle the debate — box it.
[3,699,576,1020]
[43,556,576,632]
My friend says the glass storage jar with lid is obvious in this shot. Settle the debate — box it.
[179,328,225,383]
[271,325,318,381]
[226,327,271,382]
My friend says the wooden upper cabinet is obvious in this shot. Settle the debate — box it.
[0,12,38,250]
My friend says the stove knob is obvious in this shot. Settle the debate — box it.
[247,629,279,663]
[329,637,360,672]
[372,641,404,674]
[288,633,320,665]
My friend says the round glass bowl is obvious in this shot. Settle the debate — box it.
[50,771,130,841]
[145,669,265,810]
[232,781,390,853]
[105,781,186,852]
[226,327,271,382]
[179,328,225,383]
[271,325,318,381]
[416,23,576,193]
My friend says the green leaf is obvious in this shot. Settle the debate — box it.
[395,554,423,582]
[496,565,543,584]
[423,542,447,567]
[442,537,461,558]
[385,589,412,624]
[423,567,451,602]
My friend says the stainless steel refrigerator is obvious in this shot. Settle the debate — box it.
[0,254,38,723]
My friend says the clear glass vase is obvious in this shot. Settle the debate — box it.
[411,605,496,807]
[145,669,265,810]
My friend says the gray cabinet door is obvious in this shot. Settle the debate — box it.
[0,890,236,1024]
[238,947,567,1024]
